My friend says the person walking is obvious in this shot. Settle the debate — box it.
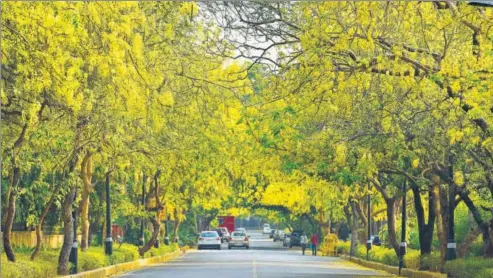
[300,232,308,255]
[310,233,319,256]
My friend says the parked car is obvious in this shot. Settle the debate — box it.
[236,227,247,234]
[283,233,291,247]
[228,231,250,249]
[269,229,277,239]
[371,235,381,246]
[289,230,304,248]
[263,224,271,234]
[198,231,221,250]
[274,230,285,242]
[217,227,230,243]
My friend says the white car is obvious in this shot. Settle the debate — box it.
[198,231,221,250]
[228,231,250,249]
[263,224,271,234]
[236,228,247,234]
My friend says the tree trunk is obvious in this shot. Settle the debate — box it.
[31,182,60,260]
[139,213,161,256]
[457,189,493,257]
[350,202,359,256]
[386,198,399,256]
[80,152,93,251]
[57,186,76,275]
[457,226,481,258]
[3,189,17,262]
[437,184,448,270]
[411,181,437,255]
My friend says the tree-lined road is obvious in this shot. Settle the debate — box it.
[118,231,387,278]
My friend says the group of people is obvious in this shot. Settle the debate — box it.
[300,232,319,256]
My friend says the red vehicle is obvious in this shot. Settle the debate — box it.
[218,216,235,235]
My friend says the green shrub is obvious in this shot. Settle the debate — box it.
[79,249,106,272]
[444,257,493,278]
[1,254,57,278]
[336,240,350,255]
[117,244,140,261]
[420,252,441,272]
[403,249,420,270]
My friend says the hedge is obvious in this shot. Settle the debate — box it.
[2,243,179,278]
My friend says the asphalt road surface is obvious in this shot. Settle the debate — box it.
[118,230,388,278]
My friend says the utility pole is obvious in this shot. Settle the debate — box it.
[446,159,457,260]
[366,182,371,261]
[69,188,78,274]
[105,172,113,255]
[139,173,146,246]
[165,213,170,245]
[399,180,407,275]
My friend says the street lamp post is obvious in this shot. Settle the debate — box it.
[165,214,170,245]
[105,172,113,255]
[366,182,371,261]
[399,180,407,276]
[139,173,146,247]
[69,188,78,274]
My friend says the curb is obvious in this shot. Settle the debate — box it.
[340,255,447,278]
[62,247,189,278]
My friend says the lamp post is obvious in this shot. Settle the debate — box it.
[165,213,170,245]
[399,180,407,276]
[105,172,113,255]
[139,173,146,246]
[366,182,371,261]
[69,188,78,274]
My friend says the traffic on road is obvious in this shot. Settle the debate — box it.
[117,230,388,278]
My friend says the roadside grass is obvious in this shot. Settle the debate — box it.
[1,243,179,278]
[336,240,493,277]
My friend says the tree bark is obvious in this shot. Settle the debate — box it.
[437,184,448,269]
[386,198,399,255]
[139,213,161,256]
[3,163,20,262]
[80,152,93,251]
[31,181,60,260]
[3,188,17,262]
[57,186,76,275]
[410,180,436,255]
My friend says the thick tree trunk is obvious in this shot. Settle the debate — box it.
[457,189,493,257]
[386,198,399,256]
[139,214,161,256]
[437,184,448,270]
[350,202,359,256]
[411,181,436,255]
[80,153,93,251]
[57,186,76,275]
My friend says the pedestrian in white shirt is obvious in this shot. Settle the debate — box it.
[300,232,308,255]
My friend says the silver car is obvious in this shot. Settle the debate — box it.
[198,231,221,250]
[228,231,250,249]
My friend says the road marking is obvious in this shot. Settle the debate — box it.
[252,258,258,278]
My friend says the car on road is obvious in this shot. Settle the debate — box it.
[236,227,247,234]
[283,233,291,247]
[198,231,221,250]
[269,229,277,239]
[289,230,304,248]
[217,227,230,243]
[263,224,271,234]
[228,231,250,249]
[274,230,284,242]
[370,235,381,246]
